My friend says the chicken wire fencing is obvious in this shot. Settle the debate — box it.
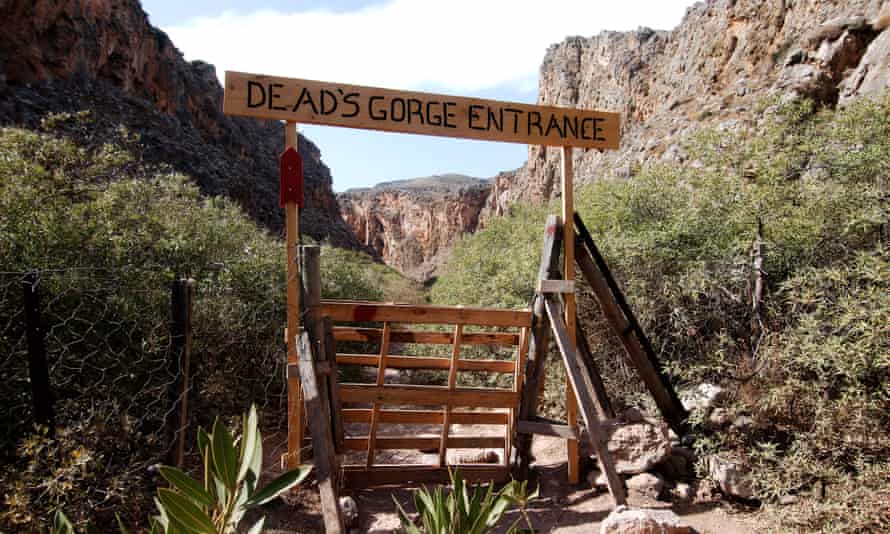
[0,267,288,525]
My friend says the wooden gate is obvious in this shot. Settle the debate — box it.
[320,301,531,487]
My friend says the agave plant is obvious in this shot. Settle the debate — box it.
[394,469,538,534]
[150,404,311,533]
[48,405,310,534]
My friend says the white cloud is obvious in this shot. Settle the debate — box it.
[164,0,692,94]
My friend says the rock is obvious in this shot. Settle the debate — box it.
[671,483,694,502]
[600,505,693,534]
[0,0,362,249]
[588,470,608,491]
[839,29,890,105]
[605,422,672,475]
[656,447,695,481]
[338,175,491,281]
[338,495,359,528]
[708,455,755,500]
[626,473,665,500]
[778,494,799,506]
[680,383,726,413]
[708,408,734,427]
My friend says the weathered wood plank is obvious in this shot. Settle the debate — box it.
[344,435,504,451]
[341,409,508,425]
[336,354,515,374]
[284,121,303,468]
[366,323,392,467]
[573,213,688,435]
[536,279,576,294]
[339,384,518,409]
[545,296,627,506]
[562,146,580,485]
[224,71,620,149]
[342,465,509,487]
[320,301,532,328]
[517,419,579,440]
[296,332,345,533]
[515,214,562,481]
[439,324,463,466]
[333,327,519,346]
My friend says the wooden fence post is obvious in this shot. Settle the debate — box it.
[167,278,194,467]
[22,271,54,436]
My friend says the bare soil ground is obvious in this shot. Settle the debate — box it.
[255,432,758,533]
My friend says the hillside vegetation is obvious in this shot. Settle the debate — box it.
[0,111,420,530]
[432,93,889,532]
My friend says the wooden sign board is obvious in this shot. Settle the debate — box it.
[224,71,620,149]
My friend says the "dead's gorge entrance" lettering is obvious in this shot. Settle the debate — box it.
[224,72,620,149]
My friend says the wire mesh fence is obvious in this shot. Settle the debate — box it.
[0,265,289,529]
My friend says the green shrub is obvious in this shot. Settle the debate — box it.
[0,114,410,531]
[431,91,890,530]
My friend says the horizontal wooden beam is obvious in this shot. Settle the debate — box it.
[336,354,515,373]
[333,326,519,346]
[342,465,509,487]
[341,408,508,425]
[223,71,620,149]
[343,435,504,451]
[320,301,532,328]
[517,419,578,439]
[536,279,576,294]
[339,384,519,409]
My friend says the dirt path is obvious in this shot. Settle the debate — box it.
[258,434,758,533]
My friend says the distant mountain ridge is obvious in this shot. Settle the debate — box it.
[344,173,489,195]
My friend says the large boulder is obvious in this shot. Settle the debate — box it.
[839,29,890,105]
[626,473,665,500]
[680,383,726,414]
[600,506,693,534]
[708,455,755,500]
[605,422,673,475]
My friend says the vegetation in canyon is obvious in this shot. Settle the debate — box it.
[432,92,889,532]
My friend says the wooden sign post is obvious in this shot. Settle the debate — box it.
[223,70,622,487]
[283,121,303,468]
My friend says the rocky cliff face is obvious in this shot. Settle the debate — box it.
[500,0,890,205]
[339,175,491,281]
[339,0,890,279]
[0,0,360,247]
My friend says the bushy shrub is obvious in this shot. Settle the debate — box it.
[0,113,406,531]
[431,92,890,530]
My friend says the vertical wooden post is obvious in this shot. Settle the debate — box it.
[22,271,54,436]
[168,278,193,467]
[285,121,303,468]
[366,322,391,467]
[438,324,463,466]
[561,146,580,484]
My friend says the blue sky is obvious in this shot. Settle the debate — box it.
[141,0,691,191]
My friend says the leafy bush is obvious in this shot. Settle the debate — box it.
[0,113,410,531]
[431,91,890,530]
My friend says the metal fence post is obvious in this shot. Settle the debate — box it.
[22,271,55,436]
[167,278,194,467]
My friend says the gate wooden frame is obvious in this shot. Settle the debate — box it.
[222,71,632,530]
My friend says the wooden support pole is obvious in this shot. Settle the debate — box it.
[168,278,194,467]
[561,146,580,484]
[438,324,463,466]
[545,296,627,506]
[285,121,303,468]
[366,322,392,467]
[573,214,689,435]
[515,215,562,480]
[296,332,345,533]
[22,272,54,436]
